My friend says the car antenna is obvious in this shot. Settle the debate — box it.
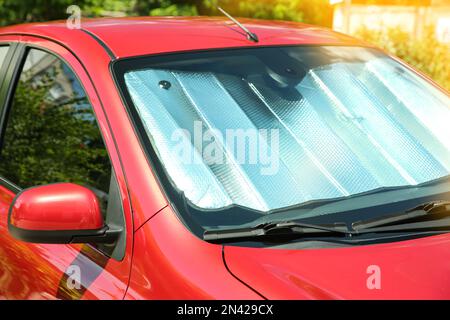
[217,7,259,43]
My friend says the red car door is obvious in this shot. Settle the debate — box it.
[0,35,133,300]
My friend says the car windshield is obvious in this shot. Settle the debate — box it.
[120,46,450,217]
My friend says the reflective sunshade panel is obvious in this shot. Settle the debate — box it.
[124,46,450,212]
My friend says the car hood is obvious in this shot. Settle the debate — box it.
[223,233,450,299]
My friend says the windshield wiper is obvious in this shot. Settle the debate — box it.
[203,201,450,243]
[203,221,352,243]
[352,200,450,231]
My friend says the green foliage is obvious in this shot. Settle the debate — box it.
[205,0,332,27]
[83,0,135,16]
[0,0,333,26]
[352,0,431,4]
[0,0,86,26]
[131,0,204,16]
[150,4,199,16]
[355,26,450,92]
[226,0,305,22]
[124,0,332,26]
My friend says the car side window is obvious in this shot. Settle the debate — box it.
[0,46,10,85]
[0,46,9,69]
[0,48,111,197]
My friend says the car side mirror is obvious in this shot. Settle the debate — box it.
[8,183,121,244]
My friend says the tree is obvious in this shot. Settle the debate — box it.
[0,0,333,27]
[135,0,333,27]
[0,0,90,26]
[355,26,450,91]
[205,0,332,27]
[132,0,212,16]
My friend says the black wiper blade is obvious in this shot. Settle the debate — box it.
[203,221,351,242]
[355,217,450,235]
[352,200,450,231]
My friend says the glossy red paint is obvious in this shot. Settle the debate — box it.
[0,17,448,300]
[125,207,262,299]
[224,233,450,299]
[0,17,364,59]
[10,183,103,231]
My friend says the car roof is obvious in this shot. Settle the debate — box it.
[0,16,363,59]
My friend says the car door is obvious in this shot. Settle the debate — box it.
[0,36,133,300]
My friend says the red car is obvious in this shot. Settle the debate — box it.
[0,16,449,300]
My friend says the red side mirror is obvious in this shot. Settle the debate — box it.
[8,183,120,244]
